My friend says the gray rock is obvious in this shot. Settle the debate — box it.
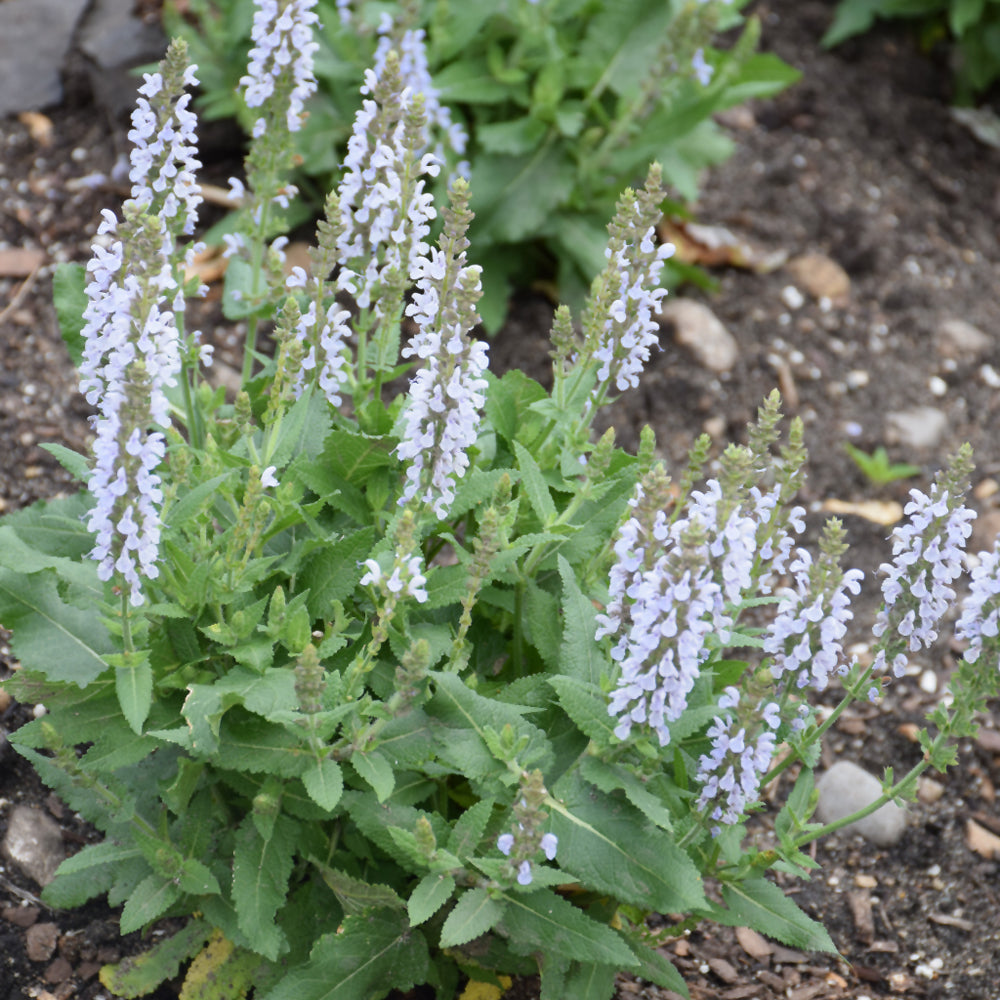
[1,805,66,887]
[884,406,948,451]
[0,0,90,114]
[815,760,907,847]
[661,299,739,374]
[935,318,991,362]
[79,0,167,117]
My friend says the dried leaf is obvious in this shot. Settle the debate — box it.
[658,218,786,272]
[821,498,904,526]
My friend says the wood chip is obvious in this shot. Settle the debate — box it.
[821,498,904,526]
[787,983,827,1000]
[928,912,974,932]
[975,727,1000,753]
[735,925,773,959]
[17,111,53,147]
[0,247,45,277]
[707,957,739,983]
[770,945,807,964]
[854,874,878,889]
[848,890,875,944]
[786,252,851,304]
[898,722,920,742]
[966,818,1000,858]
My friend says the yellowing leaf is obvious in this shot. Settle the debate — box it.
[459,975,513,1000]
[180,928,260,1000]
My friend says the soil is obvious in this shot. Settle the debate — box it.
[3,1,1000,998]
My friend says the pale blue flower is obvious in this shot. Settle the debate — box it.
[497,833,514,856]
[241,0,319,138]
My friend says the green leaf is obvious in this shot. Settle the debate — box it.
[43,841,143,908]
[546,960,617,1000]
[99,919,213,998]
[525,582,561,667]
[321,428,396,479]
[298,527,377,617]
[0,567,114,685]
[470,142,575,244]
[39,443,90,483]
[499,890,637,967]
[0,492,95,559]
[550,771,706,914]
[261,911,428,1000]
[484,368,548,445]
[314,861,405,916]
[120,874,183,935]
[514,441,556,524]
[447,798,496,859]
[302,757,344,811]
[578,757,676,832]
[439,888,505,947]
[408,873,456,926]
[478,115,547,155]
[116,652,153,734]
[715,878,837,952]
[821,0,882,46]
[556,557,604,685]
[547,676,617,745]
[351,749,395,803]
[52,261,87,366]
[434,61,510,103]
[232,814,298,960]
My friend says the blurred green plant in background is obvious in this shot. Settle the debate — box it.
[166,0,799,327]
[823,0,1000,102]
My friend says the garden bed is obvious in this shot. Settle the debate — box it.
[2,1,1000,997]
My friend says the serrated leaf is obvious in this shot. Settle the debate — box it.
[98,920,212,998]
[715,878,836,953]
[43,841,142,909]
[550,771,706,913]
[484,368,548,445]
[547,675,617,745]
[315,861,405,916]
[232,814,298,960]
[448,798,496,858]
[116,653,153,734]
[0,567,114,685]
[39,442,90,482]
[302,757,344,811]
[499,890,637,967]
[471,143,575,244]
[119,874,182,935]
[513,441,556,524]
[408,873,456,926]
[439,888,505,947]
[298,527,376,617]
[556,557,603,684]
[578,757,675,832]
[351,749,395,802]
[52,261,87,365]
[261,911,428,1000]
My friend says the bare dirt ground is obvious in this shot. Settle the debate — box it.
[3,1,1000,998]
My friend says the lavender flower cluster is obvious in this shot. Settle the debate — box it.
[336,63,439,311]
[872,486,975,677]
[240,0,319,138]
[600,477,804,747]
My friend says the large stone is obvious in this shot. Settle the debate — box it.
[660,299,739,374]
[935,318,991,362]
[1,805,66,887]
[0,0,90,114]
[78,0,167,117]
[884,406,948,451]
[815,760,907,847]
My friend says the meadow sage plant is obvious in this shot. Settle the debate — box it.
[3,14,1000,1000]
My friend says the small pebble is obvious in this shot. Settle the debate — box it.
[780,285,805,309]
[928,375,948,397]
[816,760,908,847]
